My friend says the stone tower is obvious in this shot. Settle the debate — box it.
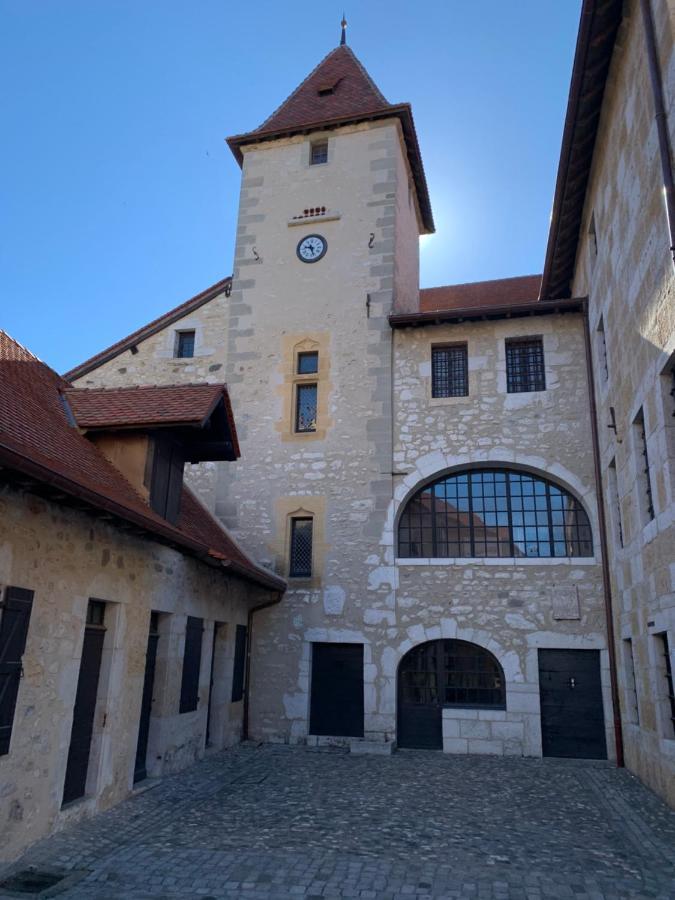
[219,38,434,742]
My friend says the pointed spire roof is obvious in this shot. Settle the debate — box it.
[226,44,434,233]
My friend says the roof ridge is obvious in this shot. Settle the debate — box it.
[0,330,43,364]
[66,382,218,393]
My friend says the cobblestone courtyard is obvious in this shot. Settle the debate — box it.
[2,745,675,899]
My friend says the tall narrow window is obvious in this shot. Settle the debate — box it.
[656,633,675,738]
[607,458,623,547]
[290,517,313,577]
[295,384,318,433]
[179,616,203,714]
[505,338,546,393]
[432,344,468,398]
[231,624,247,703]
[0,586,34,756]
[623,638,639,724]
[588,211,598,261]
[175,330,195,359]
[310,141,328,165]
[597,316,609,381]
[633,408,655,523]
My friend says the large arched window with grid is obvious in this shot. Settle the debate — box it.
[397,468,593,559]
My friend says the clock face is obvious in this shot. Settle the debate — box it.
[297,234,327,263]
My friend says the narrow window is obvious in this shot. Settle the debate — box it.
[179,616,203,714]
[588,211,598,261]
[607,458,623,547]
[231,624,247,703]
[310,141,328,165]
[297,351,319,374]
[0,586,34,756]
[290,517,313,578]
[597,316,609,381]
[656,632,675,738]
[431,344,468,398]
[623,638,639,724]
[295,384,318,433]
[175,330,195,359]
[633,408,655,523]
[505,338,546,393]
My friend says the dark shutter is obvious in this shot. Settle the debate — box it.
[150,436,185,524]
[179,616,203,713]
[0,587,34,756]
[231,624,247,702]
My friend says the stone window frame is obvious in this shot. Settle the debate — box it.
[430,342,469,401]
[273,497,327,588]
[504,336,546,394]
[631,406,655,527]
[303,133,333,169]
[659,351,675,506]
[277,335,332,442]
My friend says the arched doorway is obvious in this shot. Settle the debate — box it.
[397,640,506,749]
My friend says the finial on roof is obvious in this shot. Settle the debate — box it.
[340,13,347,45]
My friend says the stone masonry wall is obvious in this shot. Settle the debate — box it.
[0,484,266,861]
[571,0,675,805]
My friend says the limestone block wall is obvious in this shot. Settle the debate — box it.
[0,484,266,862]
[571,0,675,805]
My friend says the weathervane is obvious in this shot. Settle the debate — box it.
[340,13,347,45]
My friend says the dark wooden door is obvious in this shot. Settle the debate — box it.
[310,643,364,737]
[62,604,106,805]
[134,614,159,783]
[398,641,443,749]
[538,649,607,759]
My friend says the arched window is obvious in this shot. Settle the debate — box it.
[398,468,593,559]
[399,640,505,710]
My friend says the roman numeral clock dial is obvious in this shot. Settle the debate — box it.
[296,234,327,263]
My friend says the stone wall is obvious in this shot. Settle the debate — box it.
[0,484,267,861]
[570,0,675,805]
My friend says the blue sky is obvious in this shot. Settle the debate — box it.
[0,1,581,373]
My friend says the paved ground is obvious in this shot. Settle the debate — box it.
[2,745,675,899]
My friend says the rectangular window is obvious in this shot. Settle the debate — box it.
[179,616,203,713]
[597,316,608,381]
[231,624,247,703]
[431,344,468,398]
[175,330,195,359]
[310,141,328,165]
[505,338,546,393]
[295,383,317,433]
[0,586,34,756]
[607,458,623,547]
[297,351,319,374]
[623,638,639,724]
[290,517,313,578]
[633,408,655,523]
[656,632,675,738]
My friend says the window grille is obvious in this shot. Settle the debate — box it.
[399,640,505,709]
[505,338,546,393]
[634,409,655,521]
[398,468,593,559]
[176,330,195,359]
[295,383,317,432]
[431,345,468,398]
[657,632,675,737]
[310,141,328,165]
[179,616,203,713]
[297,351,319,374]
[290,518,313,578]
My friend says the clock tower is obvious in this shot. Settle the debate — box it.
[220,30,433,743]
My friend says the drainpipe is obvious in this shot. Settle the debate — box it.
[582,300,624,767]
[242,591,283,741]
[640,0,675,267]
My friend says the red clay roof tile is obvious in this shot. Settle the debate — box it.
[419,275,543,314]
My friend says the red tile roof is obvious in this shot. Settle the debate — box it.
[63,277,231,382]
[226,45,434,234]
[65,384,229,430]
[0,331,284,592]
[419,275,542,313]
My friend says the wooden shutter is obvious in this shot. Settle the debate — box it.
[231,624,247,702]
[0,586,34,755]
[179,616,203,713]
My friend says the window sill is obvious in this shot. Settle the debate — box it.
[396,557,597,567]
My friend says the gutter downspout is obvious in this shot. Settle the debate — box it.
[640,0,675,266]
[582,299,624,767]
[242,591,283,741]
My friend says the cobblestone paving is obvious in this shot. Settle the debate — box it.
[2,745,675,899]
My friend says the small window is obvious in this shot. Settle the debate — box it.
[505,338,546,393]
[297,351,319,374]
[656,632,675,738]
[597,316,608,381]
[295,383,317,433]
[290,517,313,578]
[86,599,106,627]
[175,330,195,359]
[623,638,639,725]
[607,458,623,548]
[633,408,655,523]
[432,345,468,398]
[588,211,598,261]
[310,141,328,165]
[0,586,34,756]
[179,616,203,714]
[231,624,247,703]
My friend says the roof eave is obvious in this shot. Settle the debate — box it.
[389,297,585,328]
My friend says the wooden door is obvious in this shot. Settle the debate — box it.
[133,613,159,783]
[397,641,443,749]
[309,643,364,737]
